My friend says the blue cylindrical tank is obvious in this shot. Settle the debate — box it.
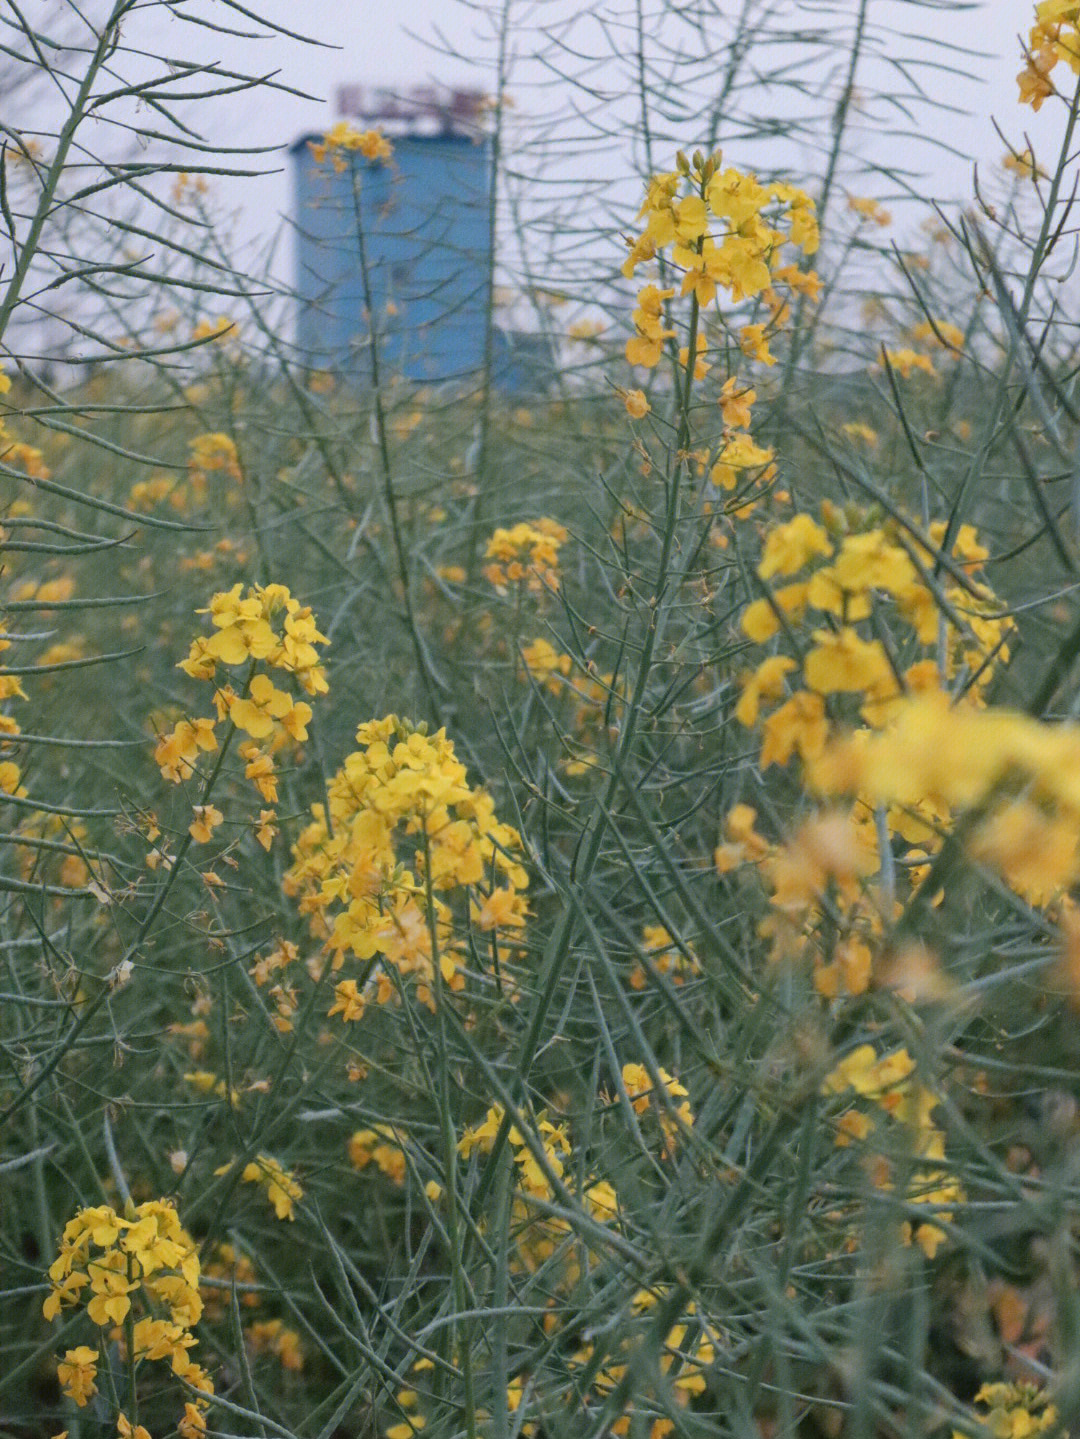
[292,125,492,383]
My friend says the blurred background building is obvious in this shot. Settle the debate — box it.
[292,84,553,389]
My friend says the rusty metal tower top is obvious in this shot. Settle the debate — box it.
[333,84,487,138]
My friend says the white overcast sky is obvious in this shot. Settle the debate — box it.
[55,1,1077,299]
[149,0,1055,266]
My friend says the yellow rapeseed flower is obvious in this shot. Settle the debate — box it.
[238,1154,302,1221]
[56,1347,98,1407]
[757,513,833,580]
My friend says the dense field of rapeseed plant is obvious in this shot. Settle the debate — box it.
[3,2,1080,1436]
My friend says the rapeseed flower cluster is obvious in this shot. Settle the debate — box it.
[812,690,1080,907]
[717,803,883,992]
[910,318,965,351]
[628,924,700,990]
[44,1200,212,1431]
[187,431,240,495]
[0,370,40,803]
[12,575,75,604]
[209,1154,303,1220]
[864,313,967,384]
[181,583,328,693]
[198,1242,258,1322]
[736,508,1009,769]
[569,1289,717,1438]
[283,716,528,1013]
[620,1061,694,1155]
[154,583,327,848]
[520,636,572,692]
[170,171,209,205]
[619,155,815,527]
[128,434,241,515]
[625,283,675,369]
[128,473,187,513]
[389,1283,711,1439]
[623,150,819,374]
[483,519,568,594]
[308,122,393,169]
[721,507,1020,985]
[56,1345,99,1408]
[459,1102,571,1199]
[191,314,237,346]
[1,368,49,477]
[235,1154,303,1220]
[954,1382,1058,1439]
[0,613,26,799]
[456,1102,621,1286]
[823,1044,963,1259]
[348,1126,409,1184]
[1018,0,1080,109]
[246,1318,303,1371]
[2,438,49,476]
[184,1068,241,1107]
[1002,145,1044,179]
[847,194,892,226]
[880,347,936,379]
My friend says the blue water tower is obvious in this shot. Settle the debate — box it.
[292,86,492,384]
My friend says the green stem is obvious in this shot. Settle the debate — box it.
[124,1250,138,1423]
[464,0,513,580]
[0,0,138,346]
[421,826,478,1439]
